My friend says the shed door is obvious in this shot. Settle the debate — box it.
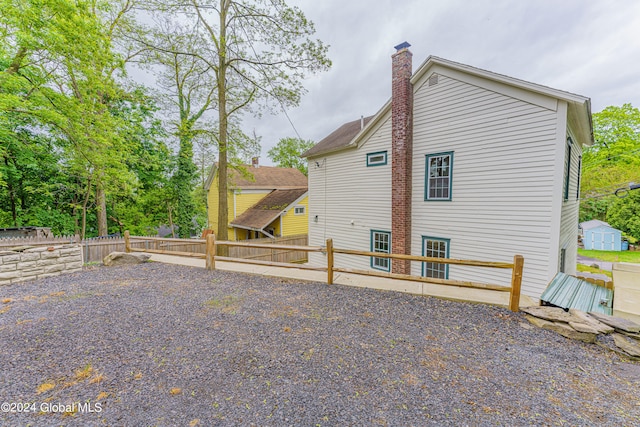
[603,232,614,250]
[594,232,614,250]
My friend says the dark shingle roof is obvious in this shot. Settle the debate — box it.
[229,166,307,190]
[230,188,307,231]
[301,116,374,158]
[206,164,308,191]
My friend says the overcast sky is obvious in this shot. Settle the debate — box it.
[246,0,640,164]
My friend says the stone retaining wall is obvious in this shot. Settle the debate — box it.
[0,245,83,285]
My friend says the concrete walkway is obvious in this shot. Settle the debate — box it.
[577,254,613,271]
[149,253,536,309]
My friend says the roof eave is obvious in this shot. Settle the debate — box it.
[230,211,283,231]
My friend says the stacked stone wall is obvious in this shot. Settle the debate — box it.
[0,245,83,285]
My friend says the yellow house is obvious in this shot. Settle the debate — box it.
[205,161,308,240]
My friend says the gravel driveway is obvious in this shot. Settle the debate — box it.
[1,263,639,426]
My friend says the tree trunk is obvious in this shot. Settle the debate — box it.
[168,204,175,238]
[216,0,230,251]
[6,46,27,75]
[81,177,92,239]
[4,156,17,225]
[96,182,108,236]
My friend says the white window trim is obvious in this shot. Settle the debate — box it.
[294,205,305,215]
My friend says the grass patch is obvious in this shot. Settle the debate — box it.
[204,295,243,313]
[578,249,640,263]
[37,382,55,394]
[576,264,613,278]
[74,364,94,381]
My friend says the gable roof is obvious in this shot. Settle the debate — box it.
[302,116,374,158]
[579,219,611,231]
[229,188,307,231]
[303,55,593,158]
[205,164,307,191]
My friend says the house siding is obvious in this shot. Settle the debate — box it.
[558,123,582,274]
[307,64,590,300]
[206,173,271,240]
[409,74,560,297]
[281,196,309,236]
[308,117,393,268]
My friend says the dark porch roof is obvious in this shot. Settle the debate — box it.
[229,188,307,231]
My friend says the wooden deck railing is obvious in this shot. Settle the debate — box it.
[124,232,524,312]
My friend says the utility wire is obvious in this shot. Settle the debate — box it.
[235,14,303,142]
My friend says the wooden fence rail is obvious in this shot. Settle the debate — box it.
[123,233,524,312]
[124,232,310,263]
[0,233,307,264]
[329,243,524,312]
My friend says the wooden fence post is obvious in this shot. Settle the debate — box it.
[326,238,334,285]
[206,234,216,270]
[124,230,131,253]
[509,255,524,312]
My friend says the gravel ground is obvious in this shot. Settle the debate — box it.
[1,263,639,426]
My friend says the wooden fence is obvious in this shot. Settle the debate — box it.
[124,233,310,263]
[328,244,524,312]
[0,233,310,264]
[159,235,524,312]
[0,235,124,264]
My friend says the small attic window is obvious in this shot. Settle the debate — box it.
[367,151,387,167]
[428,74,439,86]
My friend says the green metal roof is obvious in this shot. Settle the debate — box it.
[540,273,613,315]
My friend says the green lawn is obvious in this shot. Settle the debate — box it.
[578,248,640,263]
[576,263,613,278]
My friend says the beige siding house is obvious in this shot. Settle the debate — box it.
[303,44,593,299]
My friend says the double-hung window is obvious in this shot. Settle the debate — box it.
[370,230,391,271]
[422,236,450,279]
[563,137,573,201]
[425,152,453,201]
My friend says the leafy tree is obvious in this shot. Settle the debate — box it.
[0,1,171,237]
[267,137,315,175]
[136,18,219,238]
[580,103,640,222]
[607,190,640,241]
[146,0,330,241]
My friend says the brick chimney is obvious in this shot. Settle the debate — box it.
[391,42,413,275]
